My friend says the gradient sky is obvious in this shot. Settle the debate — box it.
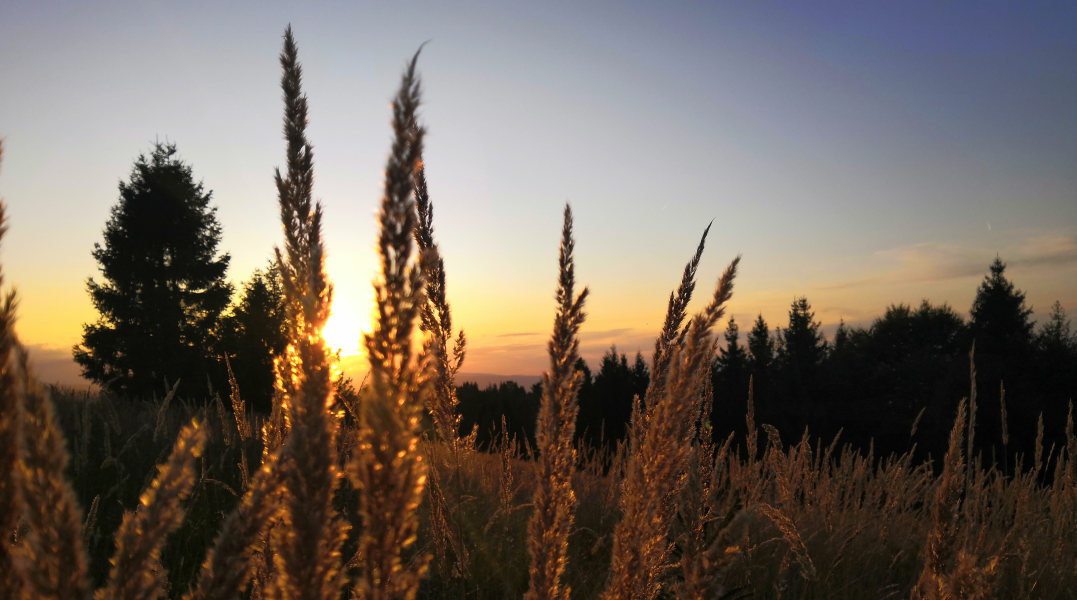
[1,1,1075,385]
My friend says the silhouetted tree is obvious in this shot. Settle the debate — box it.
[777,297,827,428]
[1035,301,1077,455]
[456,380,541,451]
[712,317,749,441]
[73,143,231,399]
[214,262,288,412]
[746,314,775,425]
[747,314,774,376]
[825,301,968,460]
[968,258,1036,457]
[577,346,648,449]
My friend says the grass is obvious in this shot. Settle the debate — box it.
[2,26,1077,600]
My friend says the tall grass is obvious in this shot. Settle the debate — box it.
[2,28,1077,600]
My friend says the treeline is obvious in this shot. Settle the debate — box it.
[71,144,1075,468]
[459,258,1077,468]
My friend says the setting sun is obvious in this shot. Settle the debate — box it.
[322,308,368,358]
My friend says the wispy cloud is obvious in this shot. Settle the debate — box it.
[1012,235,1077,268]
[580,328,634,341]
[813,235,1077,293]
[497,332,541,338]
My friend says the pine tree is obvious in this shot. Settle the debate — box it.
[1038,301,1072,351]
[215,262,288,412]
[969,258,1034,357]
[74,143,232,398]
[631,351,649,396]
[1036,301,1077,445]
[716,317,748,376]
[968,258,1036,458]
[712,317,749,441]
[777,297,827,427]
[747,314,774,375]
[779,296,827,375]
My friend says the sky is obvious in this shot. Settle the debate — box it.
[0,1,1074,386]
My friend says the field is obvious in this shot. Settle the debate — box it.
[21,374,1077,599]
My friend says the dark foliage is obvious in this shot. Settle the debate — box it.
[213,263,288,412]
[456,380,542,451]
[576,347,649,450]
[73,143,232,399]
[446,256,1077,473]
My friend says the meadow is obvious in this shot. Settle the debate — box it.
[2,27,1076,600]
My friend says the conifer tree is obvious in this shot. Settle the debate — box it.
[716,317,748,377]
[215,262,287,412]
[1033,301,1077,453]
[968,258,1036,454]
[779,296,827,376]
[712,317,749,440]
[631,351,649,394]
[747,314,774,374]
[1040,301,1074,351]
[969,258,1034,358]
[74,143,232,398]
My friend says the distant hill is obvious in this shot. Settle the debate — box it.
[27,347,542,395]
[457,373,542,389]
[335,356,539,391]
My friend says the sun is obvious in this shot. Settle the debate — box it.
[322,308,368,358]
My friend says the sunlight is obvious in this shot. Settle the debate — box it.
[322,308,368,358]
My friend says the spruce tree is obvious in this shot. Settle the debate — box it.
[1034,301,1077,449]
[747,314,774,375]
[969,258,1034,357]
[712,317,749,441]
[780,296,827,375]
[716,317,748,376]
[73,143,232,398]
[968,258,1036,458]
[630,351,650,397]
[777,297,827,426]
[215,263,288,412]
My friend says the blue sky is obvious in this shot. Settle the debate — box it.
[1,1,1074,383]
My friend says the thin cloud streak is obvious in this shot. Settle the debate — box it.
[813,235,1077,293]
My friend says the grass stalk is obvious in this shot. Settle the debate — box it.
[525,204,589,600]
[267,25,346,600]
[349,48,433,600]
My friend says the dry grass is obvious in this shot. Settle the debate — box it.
[2,28,1077,600]
[525,205,588,600]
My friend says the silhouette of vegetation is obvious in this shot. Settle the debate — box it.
[213,262,288,412]
[73,142,232,399]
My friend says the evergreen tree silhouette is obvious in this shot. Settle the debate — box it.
[968,258,1036,457]
[746,314,775,426]
[578,346,647,449]
[777,297,827,429]
[712,317,749,441]
[747,314,774,375]
[1034,301,1077,457]
[73,143,232,398]
[970,258,1035,357]
[215,262,288,412]
[630,351,649,395]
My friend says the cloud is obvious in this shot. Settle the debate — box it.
[467,343,546,356]
[812,235,1077,294]
[1012,235,1077,268]
[497,332,541,338]
[580,328,634,341]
